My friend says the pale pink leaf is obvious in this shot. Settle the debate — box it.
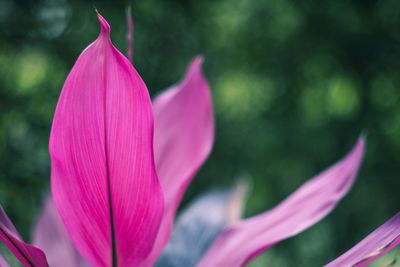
[156,182,248,266]
[325,212,400,267]
[0,252,10,267]
[144,57,214,265]
[197,137,365,267]
[49,13,163,267]
[0,206,48,267]
[32,197,89,267]
[0,207,19,238]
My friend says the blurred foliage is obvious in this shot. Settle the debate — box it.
[0,0,399,266]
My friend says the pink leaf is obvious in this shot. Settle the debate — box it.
[0,207,19,238]
[144,57,214,265]
[0,252,10,267]
[197,137,365,267]
[32,197,89,267]
[325,212,400,267]
[49,13,164,267]
[0,206,48,267]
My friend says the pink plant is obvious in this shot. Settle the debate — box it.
[326,213,400,267]
[0,12,398,267]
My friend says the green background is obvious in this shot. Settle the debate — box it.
[0,0,399,266]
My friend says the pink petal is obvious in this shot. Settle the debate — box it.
[0,206,48,267]
[325,212,400,267]
[197,137,365,267]
[49,13,163,267]
[144,57,214,265]
[32,197,89,267]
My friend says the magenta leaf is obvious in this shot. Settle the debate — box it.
[0,206,48,267]
[197,137,365,267]
[32,197,88,267]
[325,212,400,267]
[144,56,214,265]
[49,13,163,266]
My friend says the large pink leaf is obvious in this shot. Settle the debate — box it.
[0,206,48,267]
[49,13,164,267]
[32,197,88,267]
[197,137,365,267]
[325,212,400,267]
[144,57,214,265]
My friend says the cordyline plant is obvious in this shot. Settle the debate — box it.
[0,12,399,267]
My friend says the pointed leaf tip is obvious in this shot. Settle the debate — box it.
[186,56,205,77]
[144,56,214,265]
[227,180,249,224]
[50,12,163,266]
[182,56,206,89]
[96,12,111,36]
[193,55,204,66]
[359,131,368,143]
[197,137,365,267]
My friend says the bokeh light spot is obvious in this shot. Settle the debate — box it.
[327,76,360,118]
[16,51,49,94]
[215,71,276,121]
